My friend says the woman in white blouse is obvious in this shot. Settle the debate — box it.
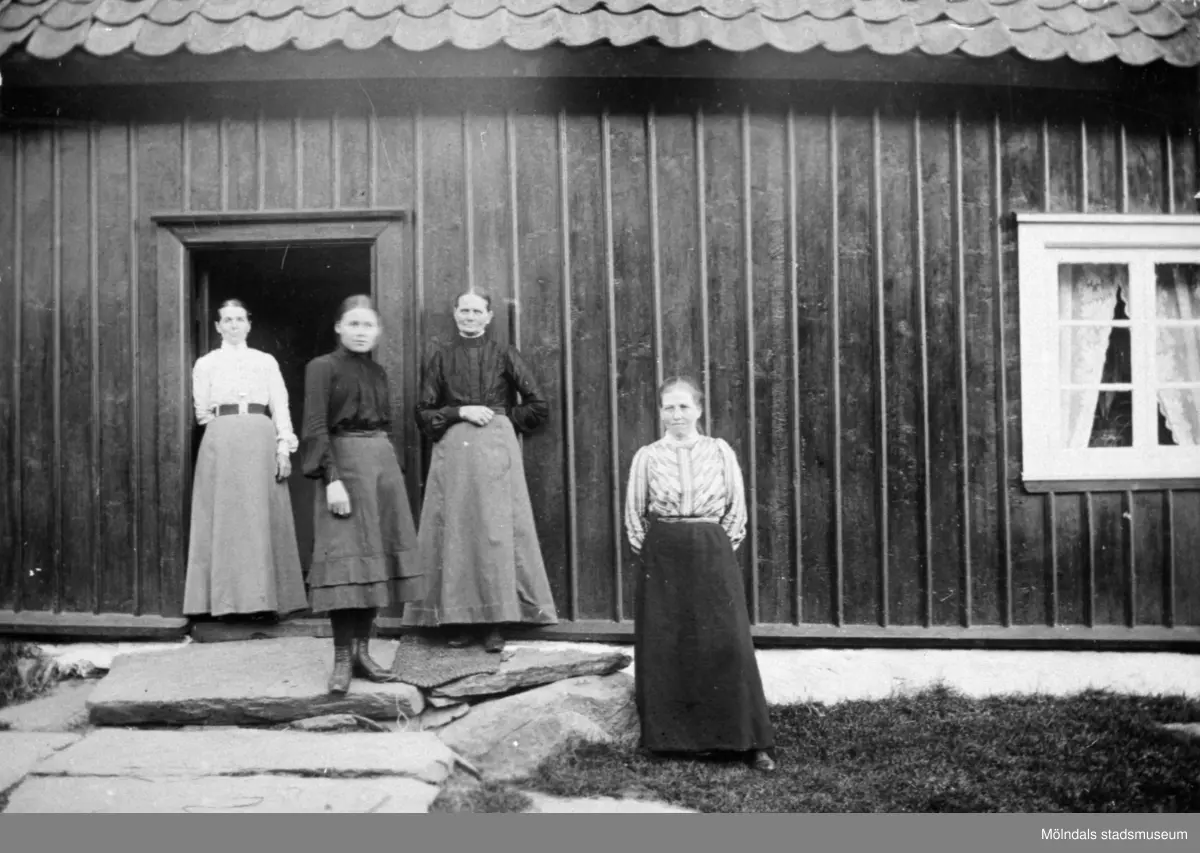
[183,299,308,622]
[624,375,776,772]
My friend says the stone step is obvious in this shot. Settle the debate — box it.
[6,775,440,813]
[85,637,423,726]
[0,732,81,793]
[32,729,456,785]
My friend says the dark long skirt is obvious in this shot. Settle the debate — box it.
[401,415,558,627]
[635,519,774,753]
[308,433,423,612]
[183,413,307,617]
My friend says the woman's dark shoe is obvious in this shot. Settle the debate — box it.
[446,632,474,648]
[352,638,398,682]
[482,628,506,653]
[327,645,353,695]
[752,750,776,773]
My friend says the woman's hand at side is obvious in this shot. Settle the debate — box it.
[327,480,351,517]
[459,405,494,427]
[276,451,292,483]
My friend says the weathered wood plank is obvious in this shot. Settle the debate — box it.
[654,109,702,381]
[0,130,16,612]
[373,113,414,210]
[1046,116,1082,213]
[58,126,95,614]
[794,109,835,625]
[961,114,1002,626]
[748,109,793,624]
[879,113,922,627]
[19,129,55,611]
[418,112,466,348]
[299,115,333,210]
[512,111,569,618]
[1133,491,1166,627]
[565,111,614,621]
[136,121,182,615]
[1086,114,1120,213]
[920,113,965,626]
[96,124,136,613]
[703,107,753,610]
[836,111,879,626]
[225,113,258,211]
[1125,120,1166,214]
[608,110,655,624]
[1173,492,1200,625]
[1169,128,1198,215]
[1054,493,1088,625]
[468,112,511,319]
[186,118,220,212]
[1000,114,1049,625]
[261,113,295,210]
[337,111,370,209]
[1090,492,1127,625]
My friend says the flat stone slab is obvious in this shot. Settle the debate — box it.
[6,775,440,813]
[0,680,96,732]
[34,729,456,785]
[431,647,632,700]
[86,637,424,726]
[0,733,81,793]
[523,792,696,814]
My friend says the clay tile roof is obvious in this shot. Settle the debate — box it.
[0,0,1197,65]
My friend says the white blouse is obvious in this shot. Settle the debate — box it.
[192,341,298,454]
[624,433,748,554]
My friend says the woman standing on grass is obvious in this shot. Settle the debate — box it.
[301,295,424,694]
[183,299,308,623]
[624,376,776,772]
[400,290,558,652]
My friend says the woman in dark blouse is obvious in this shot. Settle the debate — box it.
[400,290,558,652]
[301,295,422,694]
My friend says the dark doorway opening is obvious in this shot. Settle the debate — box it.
[190,243,371,595]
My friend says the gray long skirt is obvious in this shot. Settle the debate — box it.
[308,433,423,613]
[183,414,308,617]
[401,415,558,627]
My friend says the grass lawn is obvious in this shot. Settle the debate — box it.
[522,686,1200,813]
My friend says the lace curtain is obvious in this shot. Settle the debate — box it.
[1059,265,1124,449]
[1156,264,1200,447]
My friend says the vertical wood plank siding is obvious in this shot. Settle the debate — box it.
[1,87,1198,641]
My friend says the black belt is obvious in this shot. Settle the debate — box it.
[215,403,268,417]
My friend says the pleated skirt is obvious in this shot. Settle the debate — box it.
[308,433,423,612]
[634,519,774,753]
[183,414,308,617]
[401,415,558,627]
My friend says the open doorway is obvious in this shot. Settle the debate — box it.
[190,243,371,594]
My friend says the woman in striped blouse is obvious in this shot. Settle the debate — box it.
[624,376,776,772]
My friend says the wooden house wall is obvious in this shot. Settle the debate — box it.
[1,80,1199,643]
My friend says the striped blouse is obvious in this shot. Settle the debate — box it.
[624,434,748,554]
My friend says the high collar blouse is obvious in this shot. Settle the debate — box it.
[415,333,549,443]
[192,340,298,454]
[299,346,393,486]
[623,433,748,555]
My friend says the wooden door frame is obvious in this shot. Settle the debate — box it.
[153,209,416,619]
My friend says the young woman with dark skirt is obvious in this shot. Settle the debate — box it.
[624,376,776,773]
[300,295,425,695]
[400,290,558,653]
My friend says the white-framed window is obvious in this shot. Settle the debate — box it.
[1016,214,1200,490]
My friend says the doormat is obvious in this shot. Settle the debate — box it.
[389,634,503,689]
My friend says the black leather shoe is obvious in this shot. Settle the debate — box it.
[483,628,506,653]
[352,639,398,682]
[327,645,353,695]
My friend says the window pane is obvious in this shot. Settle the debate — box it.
[1156,263,1200,319]
[1061,390,1132,448]
[1060,326,1128,385]
[1158,389,1200,447]
[1156,327,1200,383]
[1059,263,1130,320]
